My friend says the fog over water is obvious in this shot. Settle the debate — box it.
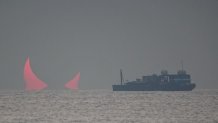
[0,0,218,90]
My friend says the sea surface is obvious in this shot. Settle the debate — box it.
[0,89,217,123]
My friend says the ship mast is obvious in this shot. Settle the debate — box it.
[181,60,184,71]
[120,69,124,85]
[178,60,186,75]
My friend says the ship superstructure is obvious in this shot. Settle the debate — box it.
[112,69,196,91]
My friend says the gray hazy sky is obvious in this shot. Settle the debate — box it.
[0,0,218,90]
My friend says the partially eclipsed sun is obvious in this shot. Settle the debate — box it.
[24,57,80,91]
[24,57,47,91]
[64,72,80,90]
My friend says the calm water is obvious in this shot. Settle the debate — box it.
[0,90,217,123]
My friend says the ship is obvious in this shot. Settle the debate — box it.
[112,69,196,91]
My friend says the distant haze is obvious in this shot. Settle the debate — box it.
[0,0,218,90]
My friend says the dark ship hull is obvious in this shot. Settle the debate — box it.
[113,69,196,91]
[112,83,196,91]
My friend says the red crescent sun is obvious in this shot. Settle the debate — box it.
[24,57,80,91]
[64,72,80,90]
[24,57,47,91]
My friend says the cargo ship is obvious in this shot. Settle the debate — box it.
[112,69,196,91]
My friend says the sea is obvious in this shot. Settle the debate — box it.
[0,89,217,123]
